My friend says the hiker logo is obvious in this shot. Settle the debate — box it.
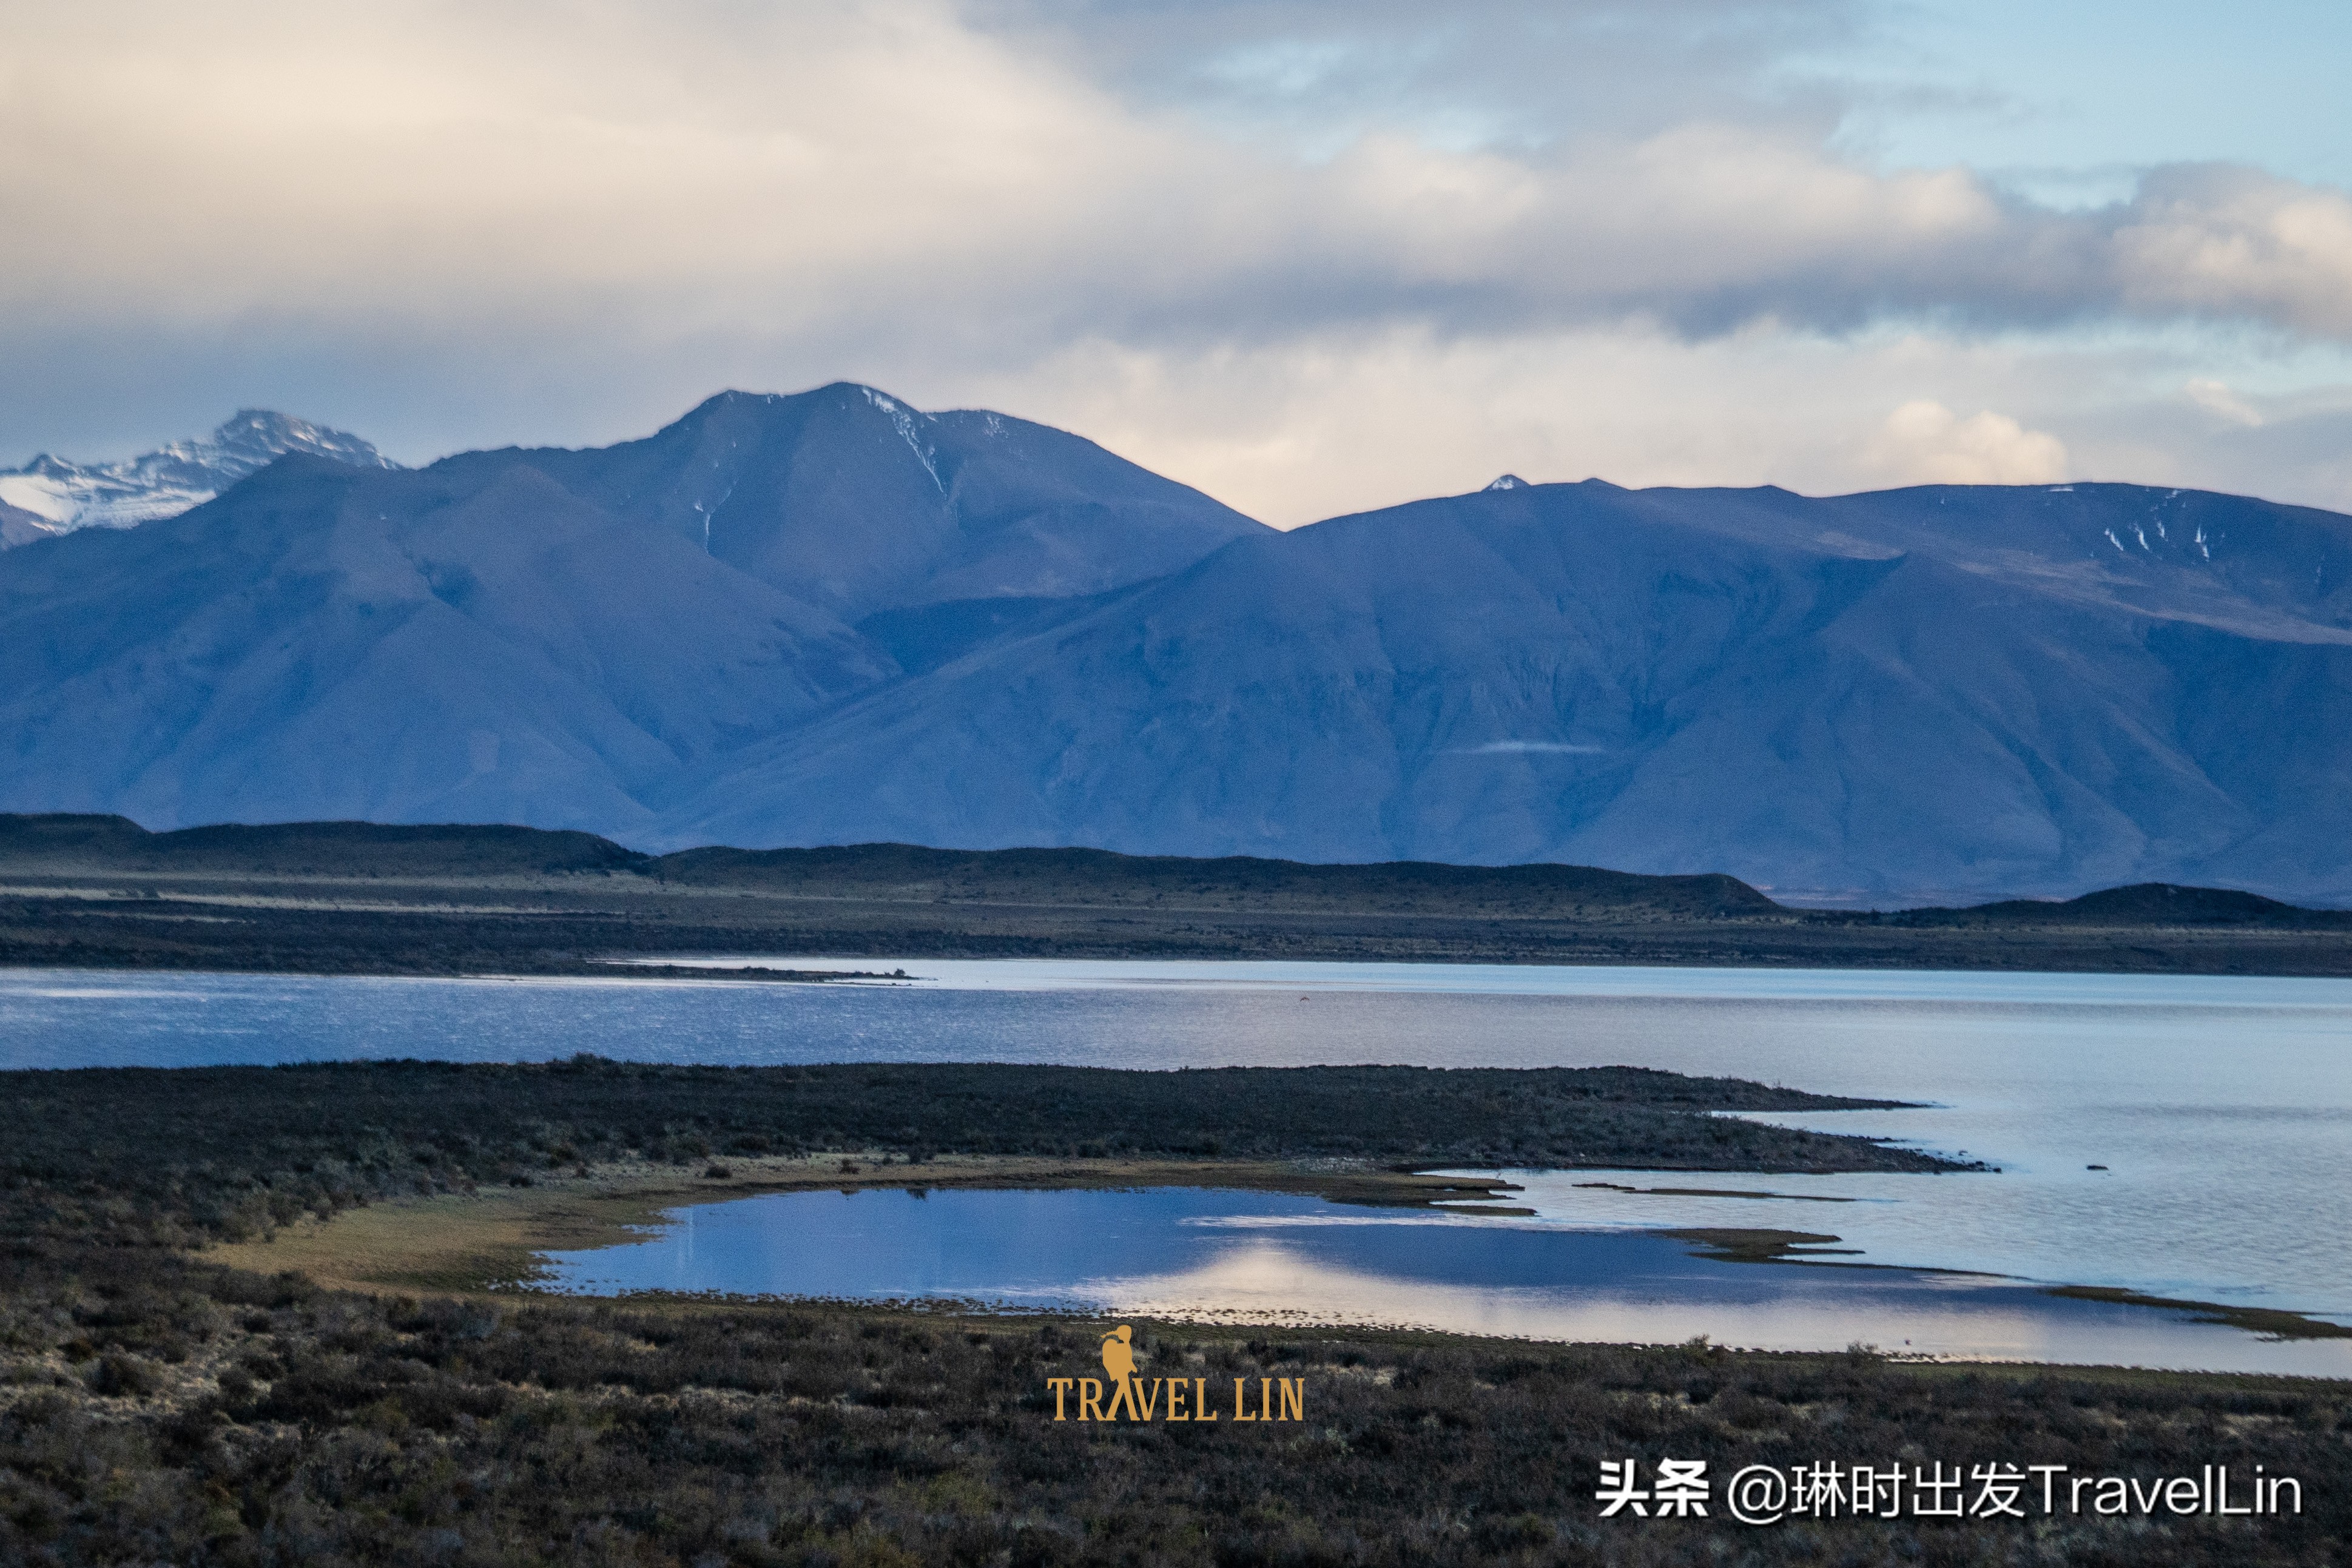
[1045,1324,1307,1422]
[1101,1324,1137,1382]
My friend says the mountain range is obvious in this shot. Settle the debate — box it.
[2,383,2347,905]
[0,411,393,545]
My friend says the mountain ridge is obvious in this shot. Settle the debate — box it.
[471,384,1269,619]
[1,385,2347,905]
[0,410,396,537]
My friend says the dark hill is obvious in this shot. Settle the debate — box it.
[0,813,150,858]
[0,813,1767,918]
[1906,882,2333,928]
[655,843,1781,920]
[0,818,648,879]
[3,814,2348,977]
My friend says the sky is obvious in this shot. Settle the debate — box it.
[3,0,2351,526]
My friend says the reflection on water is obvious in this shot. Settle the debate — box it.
[1460,1152,2352,1330]
[535,1187,2352,1378]
[5,960,2349,1325]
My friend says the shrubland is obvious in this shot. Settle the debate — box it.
[0,1060,2341,1566]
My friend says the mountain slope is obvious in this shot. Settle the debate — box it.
[0,387,1264,836]
[664,479,2352,903]
[0,455,885,834]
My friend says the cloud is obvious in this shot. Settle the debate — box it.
[973,0,1862,151]
[1,0,2351,522]
[958,325,2123,521]
[6,4,2351,350]
[2184,379,2265,428]
[1451,741,1611,754]
[1862,400,2067,486]
[2110,166,2352,338]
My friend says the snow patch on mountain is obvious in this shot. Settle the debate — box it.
[861,385,944,493]
[1452,739,1610,754]
[0,503,62,548]
[0,410,396,540]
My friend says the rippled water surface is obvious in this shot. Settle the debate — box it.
[6,959,2348,1355]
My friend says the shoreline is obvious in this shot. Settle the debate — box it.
[15,949,2352,995]
[200,1157,2352,1355]
[198,1154,1538,1294]
[12,937,2352,978]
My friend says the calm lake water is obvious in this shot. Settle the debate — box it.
[536,1186,2352,1377]
[6,958,2348,1367]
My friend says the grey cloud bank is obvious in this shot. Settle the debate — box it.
[5,1,2352,523]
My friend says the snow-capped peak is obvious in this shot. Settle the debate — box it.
[0,410,397,539]
[1484,473,1530,491]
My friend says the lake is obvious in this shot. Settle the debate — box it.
[5,958,2348,1366]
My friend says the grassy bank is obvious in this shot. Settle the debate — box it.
[0,1061,1967,1258]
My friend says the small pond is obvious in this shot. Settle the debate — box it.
[533,1186,2352,1378]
